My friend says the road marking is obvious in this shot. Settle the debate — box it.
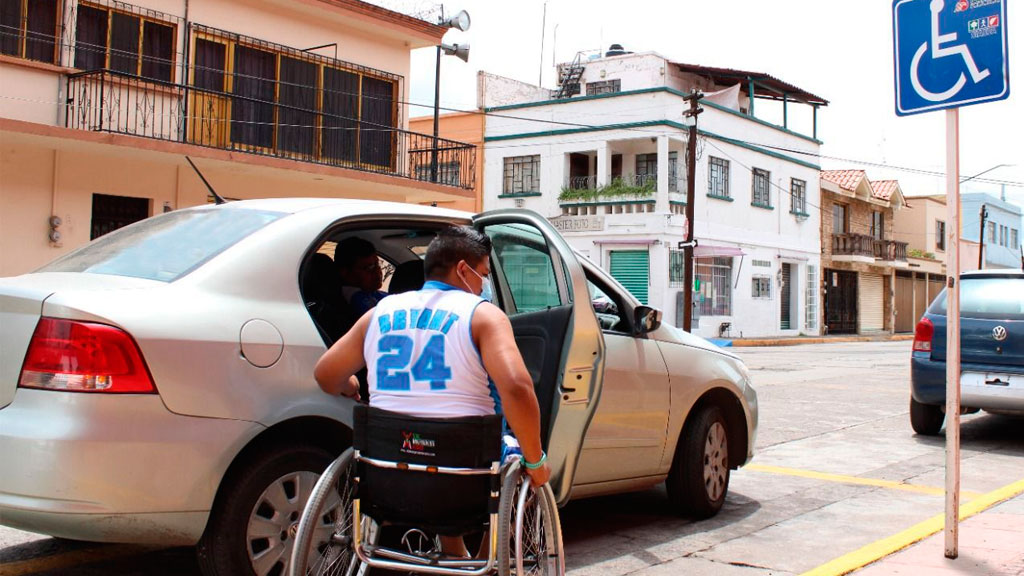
[799,476,1024,576]
[745,463,983,498]
[0,544,159,576]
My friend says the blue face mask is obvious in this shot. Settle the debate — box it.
[463,265,494,302]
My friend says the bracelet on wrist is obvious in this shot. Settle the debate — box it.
[521,451,547,469]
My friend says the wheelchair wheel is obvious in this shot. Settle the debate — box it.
[497,462,564,576]
[290,448,362,576]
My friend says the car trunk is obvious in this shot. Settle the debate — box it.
[930,314,1024,368]
[0,273,164,410]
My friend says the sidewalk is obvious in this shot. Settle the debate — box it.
[718,334,915,348]
[853,492,1024,576]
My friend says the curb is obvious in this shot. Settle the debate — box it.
[728,334,915,347]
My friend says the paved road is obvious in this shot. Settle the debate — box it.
[2,340,1022,575]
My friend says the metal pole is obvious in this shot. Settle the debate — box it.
[431,45,441,183]
[538,2,547,87]
[977,205,987,270]
[944,107,962,560]
[683,91,703,332]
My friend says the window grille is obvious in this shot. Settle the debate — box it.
[585,79,621,95]
[708,156,730,198]
[791,178,807,214]
[695,257,732,316]
[935,220,946,251]
[752,168,771,207]
[0,0,58,64]
[669,250,685,285]
[503,155,540,194]
[752,276,772,299]
[805,265,818,330]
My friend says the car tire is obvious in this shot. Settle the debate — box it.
[666,405,729,519]
[910,397,944,436]
[196,443,334,576]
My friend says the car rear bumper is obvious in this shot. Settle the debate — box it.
[0,388,260,544]
[911,354,1024,413]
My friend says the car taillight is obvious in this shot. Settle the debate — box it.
[913,317,934,353]
[18,318,156,393]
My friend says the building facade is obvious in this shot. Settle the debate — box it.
[819,171,907,335]
[0,0,477,276]
[891,194,982,332]
[482,50,827,339]
[408,109,484,212]
[961,193,1023,270]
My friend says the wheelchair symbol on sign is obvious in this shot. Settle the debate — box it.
[911,0,991,102]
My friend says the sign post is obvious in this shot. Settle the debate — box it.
[892,0,1009,559]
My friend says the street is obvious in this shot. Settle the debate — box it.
[1,340,1022,575]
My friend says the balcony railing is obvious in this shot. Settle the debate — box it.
[64,69,476,190]
[832,233,908,262]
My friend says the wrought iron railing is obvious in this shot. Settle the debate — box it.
[65,69,475,190]
[832,233,908,262]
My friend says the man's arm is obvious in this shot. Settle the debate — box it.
[314,311,371,397]
[472,303,551,485]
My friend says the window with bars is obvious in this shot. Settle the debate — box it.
[0,0,58,63]
[752,276,772,299]
[669,250,685,285]
[935,220,946,251]
[74,3,176,81]
[791,178,807,214]
[635,152,679,191]
[696,257,732,316]
[503,155,540,195]
[805,265,818,331]
[585,79,620,96]
[708,156,730,199]
[752,167,771,207]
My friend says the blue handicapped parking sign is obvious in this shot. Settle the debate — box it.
[893,0,1010,116]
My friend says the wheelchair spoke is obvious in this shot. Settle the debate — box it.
[305,461,359,576]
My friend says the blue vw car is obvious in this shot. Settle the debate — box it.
[910,270,1024,435]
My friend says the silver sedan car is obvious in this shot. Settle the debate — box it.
[0,199,757,576]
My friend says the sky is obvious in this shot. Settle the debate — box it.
[399,0,1023,210]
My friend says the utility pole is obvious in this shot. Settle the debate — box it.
[977,204,987,269]
[681,91,704,332]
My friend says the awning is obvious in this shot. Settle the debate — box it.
[694,244,746,257]
[592,239,658,245]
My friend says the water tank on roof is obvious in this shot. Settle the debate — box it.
[606,44,627,57]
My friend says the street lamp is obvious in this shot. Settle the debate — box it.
[432,10,471,183]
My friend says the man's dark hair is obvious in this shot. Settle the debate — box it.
[335,237,377,269]
[424,226,492,279]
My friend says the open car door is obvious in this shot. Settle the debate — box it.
[473,210,606,505]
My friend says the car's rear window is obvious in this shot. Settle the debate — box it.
[39,208,285,282]
[928,277,1024,320]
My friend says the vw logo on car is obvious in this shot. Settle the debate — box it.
[993,326,1008,342]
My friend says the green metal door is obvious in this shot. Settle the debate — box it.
[610,250,650,304]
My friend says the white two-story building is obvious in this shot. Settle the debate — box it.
[482,48,827,339]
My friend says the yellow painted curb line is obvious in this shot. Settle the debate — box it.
[746,464,983,499]
[799,477,1024,576]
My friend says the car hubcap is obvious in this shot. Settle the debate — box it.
[247,470,319,576]
[703,422,728,502]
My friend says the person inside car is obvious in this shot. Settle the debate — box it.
[314,226,550,557]
[335,236,389,317]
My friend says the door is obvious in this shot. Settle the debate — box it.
[859,273,884,332]
[474,210,606,505]
[825,269,858,334]
[895,272,915,333]
[780,263,793,330]
[188,37,230,148]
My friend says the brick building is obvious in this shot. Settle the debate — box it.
[819,170,907,334]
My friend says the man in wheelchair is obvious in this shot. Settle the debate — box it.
[301,226,559,575]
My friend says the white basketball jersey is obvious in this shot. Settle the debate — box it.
[364,280,498,418]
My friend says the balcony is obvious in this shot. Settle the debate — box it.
[832,233,908,265]
[558,173,689,216]
[64,69,476,191]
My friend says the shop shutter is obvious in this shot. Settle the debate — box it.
[610,250,650,304]
[859,273,884,332]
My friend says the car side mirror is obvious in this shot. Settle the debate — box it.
[633,305,662,336]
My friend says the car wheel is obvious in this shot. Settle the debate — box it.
[910,397,944,436]
[196,443,334,576]
[666,405,729,519]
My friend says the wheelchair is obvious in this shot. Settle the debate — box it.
[290,404,565,576]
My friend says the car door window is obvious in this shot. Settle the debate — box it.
[485,223,564,315]
[587,276,630,333]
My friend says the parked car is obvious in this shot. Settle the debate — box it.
[0,199,757,576]
[910,270,1024,435]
